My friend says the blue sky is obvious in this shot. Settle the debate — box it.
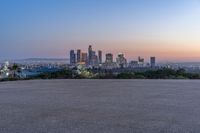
[1,0,200,61]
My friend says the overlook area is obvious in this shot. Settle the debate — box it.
[0,79,200,133]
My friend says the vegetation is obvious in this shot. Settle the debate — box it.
[36,69,73,79]
[116,68,200,79]
[35,68,200,79]
[12,64,19,71]
[1,68,200,82]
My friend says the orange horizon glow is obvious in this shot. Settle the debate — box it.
[1,0,200,62]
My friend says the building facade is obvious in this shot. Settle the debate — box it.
[98,50,102,64]
[116,53,127,68]
[105,53,113,63]
[150,57,156,67]
[81,53,88,65]
[88,45,93,65]
[70,50,76,65]
[77,49,82,63]
[138,56,144,67]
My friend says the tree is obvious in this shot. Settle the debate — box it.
[12,64,19,70]
[12,64,19,78]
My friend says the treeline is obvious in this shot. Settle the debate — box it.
[2,68,200,82]
[36,70,74,79]
[116,68,200,79]
[35,68,200,79]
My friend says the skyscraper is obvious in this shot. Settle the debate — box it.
[91,51,98,66]
[116,53,127,68]
[150,57,156,67]
[88,45,93,65]
[77,49,82,63]
[81,53,88,65]
[98,50,102,64]
[138,56,144,67]
[105,53,113,63]
[103,53,118,69]
[70,50,76,65]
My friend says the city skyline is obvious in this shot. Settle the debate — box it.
[1,0,200,62]
[69,45,156,69]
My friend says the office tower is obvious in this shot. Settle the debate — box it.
[98,50,102,64]
[105,53,113,63]
[77,49,82,63]
[88,45,93,65]
[81,53,88,64]
[91,51,98,66]
[103,53,118,69]
[150,57,156,67]
[70,50,76,65]
[138,56,144,63]
[92,51,96,57]
[138,56,144,67]
[92,55,98,66]
[129,60,139,68]
[116,53,127,68]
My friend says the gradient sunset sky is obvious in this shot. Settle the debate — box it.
[1,0,200,62]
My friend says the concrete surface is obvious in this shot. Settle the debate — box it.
[0,79,200,133]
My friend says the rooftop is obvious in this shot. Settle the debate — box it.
[0,79,200,133]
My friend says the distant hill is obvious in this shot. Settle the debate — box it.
[0,58,69,64]
[24,58,69,61]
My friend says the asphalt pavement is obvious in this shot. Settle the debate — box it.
[0,79,200,133]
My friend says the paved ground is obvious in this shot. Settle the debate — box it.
[0,80,200,133]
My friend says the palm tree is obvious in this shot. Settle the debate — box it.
[12,64,19,78]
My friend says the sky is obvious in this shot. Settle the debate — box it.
[1,0,200,62]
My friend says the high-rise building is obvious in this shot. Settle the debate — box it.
[98,50,102,64]
[70,50,76,65]
[105,53,113,63]
[103,53,118,69]
[138,56,144,67]
[88,45,93,65]
[91,51,98,66]
[81,53,88,64]
[129,60,139,68]
[92,51,96,57]
[77,49,82,63]
[116,53,127,68]
[92,55,98,66]
[150,57,156,67]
